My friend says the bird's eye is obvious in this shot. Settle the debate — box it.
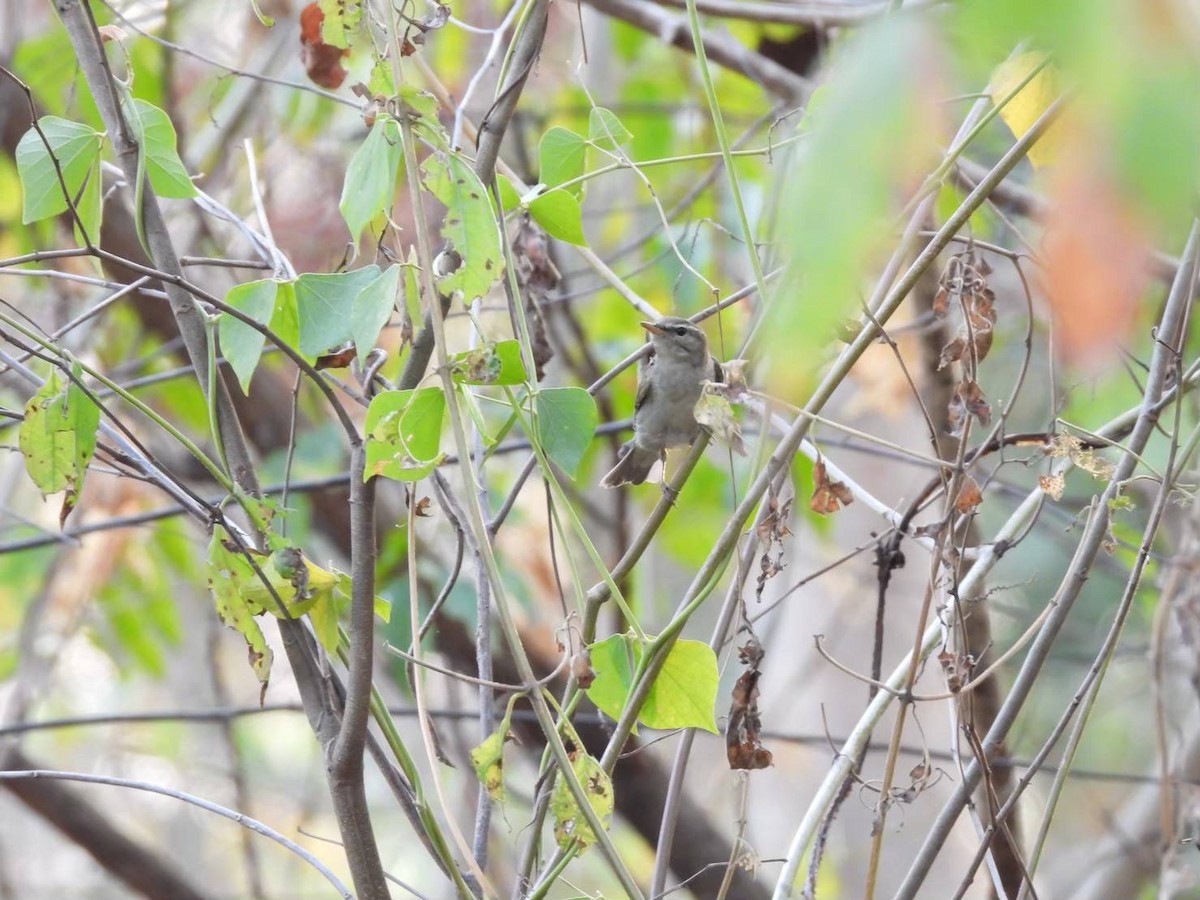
[674,326,687,336]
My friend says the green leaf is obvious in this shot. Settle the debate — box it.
[469,695,519,802]
[374,593,392,623]
[550,749,613,850]
[308,588,344,654]
[586,635,718,733]
[220,279,281,394]
[318,0,362,49]
[351,264,401,363]
[243,549,340,620]
[367,58,395,97]
[534,387,597,479]
[527,189,588,246]
[18,365,100,524]
[588,107,633,150]
[586,632,643,726]
[934,183,991,236]
[364,387,447,481]
[130,99,197,198]
[294,266,381,357]
[539,126,587,198]
[496,174,522,212]
[419,151,504,302]
[340,117,404,242]
[639,639,719,733]
[397,84,439,122]
[72,157,103,248]
[15,116,103,223]
[471,729,508,802]
[207,526,273,688]
[450,339,527,386]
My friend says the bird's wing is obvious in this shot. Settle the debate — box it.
[634,372,652,412]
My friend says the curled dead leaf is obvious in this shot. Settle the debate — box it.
[954,474,983,514]
[947,380,991,437]
[98,24,127,44]
[315,344,357,370]
[810,457,854,515]
[727,637,772,770]
[694,384,747,456]
[572,648,596,689]
[1039,474,1065,501]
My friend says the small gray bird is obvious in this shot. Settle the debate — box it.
[601,317,719,488]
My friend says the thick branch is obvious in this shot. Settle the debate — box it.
[327,443,389,900]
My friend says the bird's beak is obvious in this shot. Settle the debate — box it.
[640,321,664,336]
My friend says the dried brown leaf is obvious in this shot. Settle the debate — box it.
[694,385,747,456]
[726,640,772,770]
[947,380,991,436]
[315,344,357,370]
[811,458,854,515]
[938,336,966,370]
[1039,474,1065,501]
[954,474,983,514]
[572,648,596,689]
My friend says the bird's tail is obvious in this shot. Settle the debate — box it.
[600,442,661,488]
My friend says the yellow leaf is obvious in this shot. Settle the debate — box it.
[988,53,1061,168]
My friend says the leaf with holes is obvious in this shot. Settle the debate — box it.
[18,364,100,525]
[318,0,362,49]
[207,526,273,689]
[419,150,503,302]
[450,339,527,386]
[550,747,613,850]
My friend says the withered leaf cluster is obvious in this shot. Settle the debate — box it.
[756,476,793,597]
[935,246,998,438]
[727,637,773,770]
[937,648,974,694]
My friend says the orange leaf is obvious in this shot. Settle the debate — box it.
[1039,136,1151,369]
[299,3,349,89]
[954,475,983,514]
